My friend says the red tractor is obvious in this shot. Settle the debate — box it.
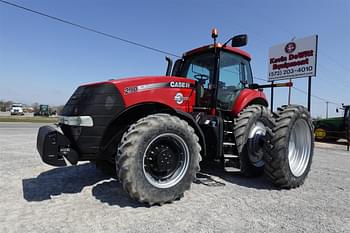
[37,30,314,205]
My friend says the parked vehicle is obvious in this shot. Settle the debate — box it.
[10,103,24,115]
[37,30,314,205]
[34,105,51,117]
[314,105,350,142]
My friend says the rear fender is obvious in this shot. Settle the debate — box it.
[232,89,268,115]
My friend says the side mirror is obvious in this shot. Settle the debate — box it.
[231,34,248,47]
[336,108,339,113]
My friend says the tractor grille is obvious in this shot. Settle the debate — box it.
[60,83,125,155]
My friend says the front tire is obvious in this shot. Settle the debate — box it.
[116,113,201,205]
[265,105,314,188]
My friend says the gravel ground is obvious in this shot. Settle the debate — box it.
[0,122,349,233]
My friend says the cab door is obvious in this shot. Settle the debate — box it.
[217,51,252,111]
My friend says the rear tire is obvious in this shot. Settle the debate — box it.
[234,105,274,177]
[116,113,201,205]
[265,105,314,188]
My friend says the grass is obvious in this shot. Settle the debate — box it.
[0,116,58,123]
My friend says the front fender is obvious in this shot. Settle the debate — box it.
[99,102,206,159]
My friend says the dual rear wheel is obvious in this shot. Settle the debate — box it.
[235,104,314,188]
[264,105,314,188]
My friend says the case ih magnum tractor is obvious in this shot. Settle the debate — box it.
[37,30,314,205]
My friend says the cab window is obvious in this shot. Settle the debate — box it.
[180,53,216,108]
[181,52,215,89]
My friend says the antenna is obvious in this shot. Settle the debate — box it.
[211,28,218,44]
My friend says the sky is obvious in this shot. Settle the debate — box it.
[0,0,349,118]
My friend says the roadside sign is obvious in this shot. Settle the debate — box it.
[268,35,318,81]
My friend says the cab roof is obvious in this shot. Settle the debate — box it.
[183,44,251,60]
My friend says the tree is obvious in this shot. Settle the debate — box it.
[4,101,13,111]
[31,102,39,113]
[0,101,5,112]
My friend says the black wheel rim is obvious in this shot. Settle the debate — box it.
[143,133,189,188]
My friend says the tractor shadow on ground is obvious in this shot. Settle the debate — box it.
[22,163,146,208]
[91,180,148,208]
[196,161,278,190]
[22,161,277,208]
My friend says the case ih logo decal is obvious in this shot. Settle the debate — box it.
[284,42,296,53]
[169,81,191,88]
[124,82,193,94]
[174,92,184,104]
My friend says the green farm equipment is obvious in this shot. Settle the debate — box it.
[314,105,350,142]
[34,105,51,117]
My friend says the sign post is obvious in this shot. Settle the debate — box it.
[308,76,312,111]
[268,35,318,112]
[270,81,274,112]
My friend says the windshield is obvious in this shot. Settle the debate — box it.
[12,104,22,108]
[181,52,215,83]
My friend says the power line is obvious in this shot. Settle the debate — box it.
[316,66,350,94]
[253,76,268,82]
[0,0,180,58]
[253,76,342,106]
[292,86,340,106]
[320,50,350,74]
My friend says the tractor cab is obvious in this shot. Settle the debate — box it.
[170,31,266,115]
[174,45,253,110]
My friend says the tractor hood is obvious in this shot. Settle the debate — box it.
[81,76,195,88]
[77,75,196,109]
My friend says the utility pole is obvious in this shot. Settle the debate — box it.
[326,101,329,119]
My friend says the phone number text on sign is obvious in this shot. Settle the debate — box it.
[269,66,314,79]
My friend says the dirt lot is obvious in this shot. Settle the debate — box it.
[0,122,349,233]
